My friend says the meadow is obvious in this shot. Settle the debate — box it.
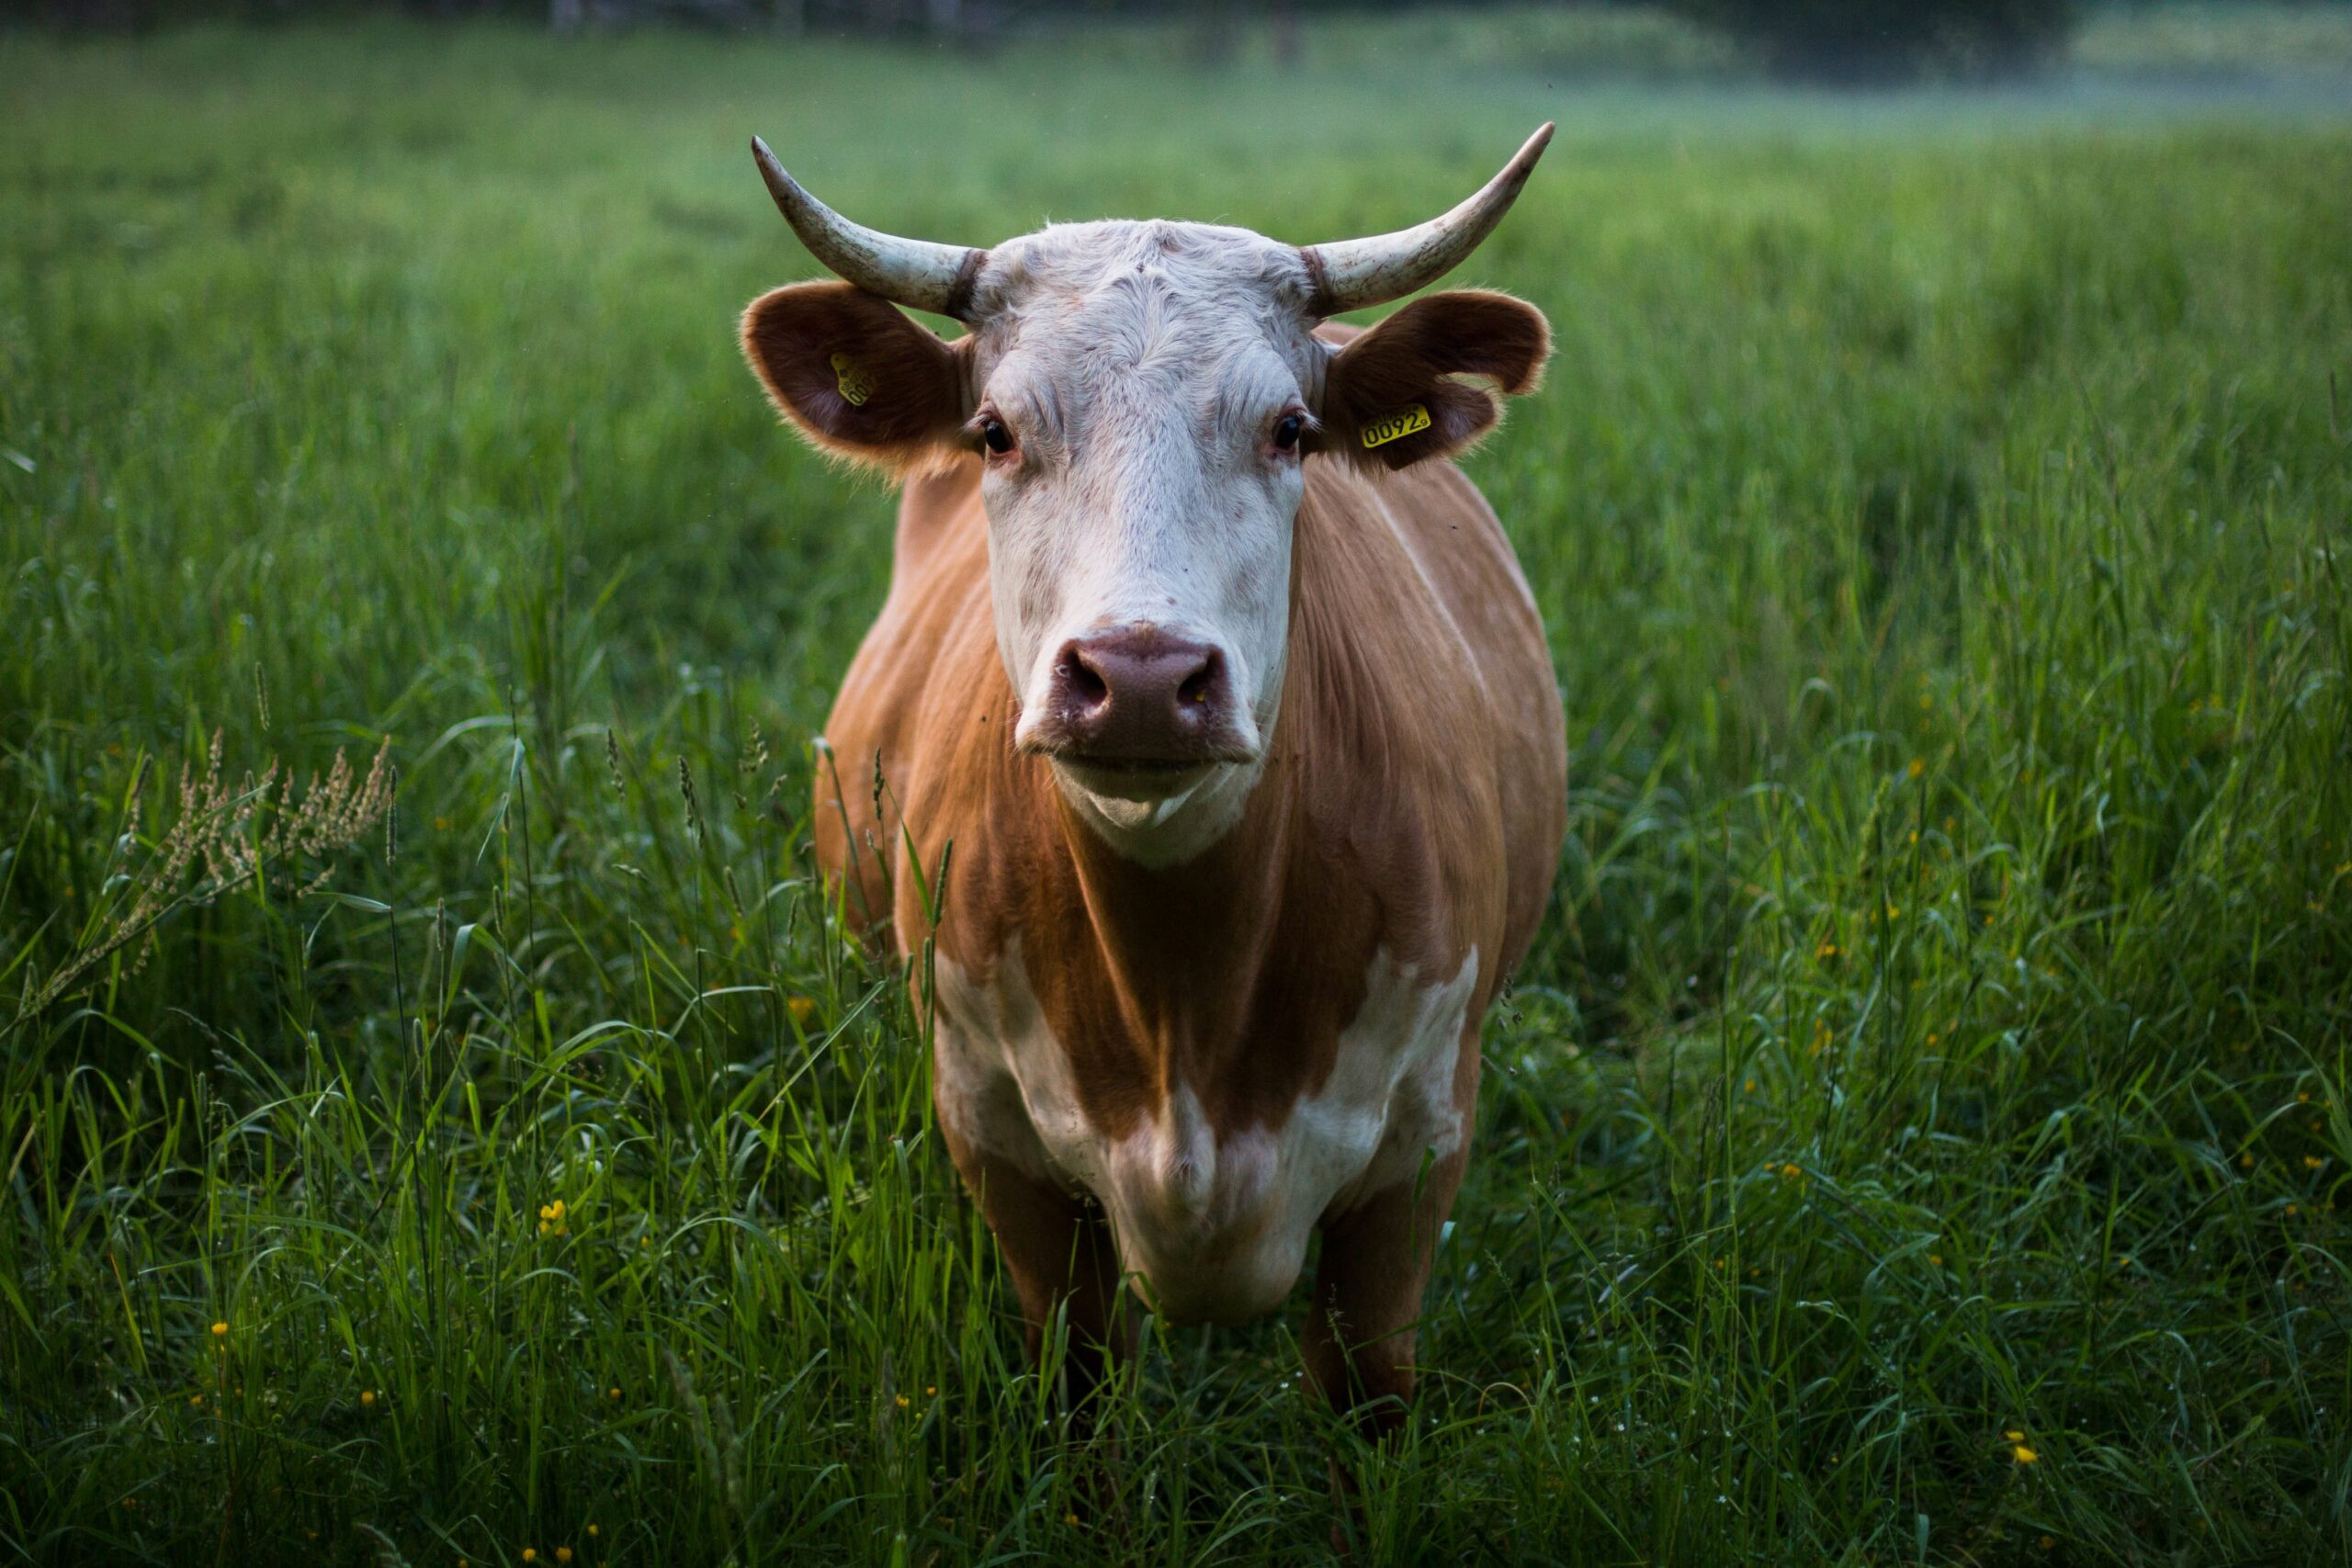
[3,11,2350,1565]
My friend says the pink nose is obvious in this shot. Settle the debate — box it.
[1032,627,1250,767]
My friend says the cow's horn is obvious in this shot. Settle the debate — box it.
[752,137,988,320]
[1298,123,1553,317]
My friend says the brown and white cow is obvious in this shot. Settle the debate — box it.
[740,130,1566,1450]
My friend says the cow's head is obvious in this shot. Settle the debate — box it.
[741,130,1552,863]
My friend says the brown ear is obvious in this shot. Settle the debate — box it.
[741,280,971,474]
[1317,290,1550,472]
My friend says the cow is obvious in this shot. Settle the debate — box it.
[739,128,1567,1475]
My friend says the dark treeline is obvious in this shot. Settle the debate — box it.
[1686,0,2081,79]
[14,0,1475,32]
[7,0,1559,48]
[8,2,2346,84]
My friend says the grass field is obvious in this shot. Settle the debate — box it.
[4,13,2351,1566]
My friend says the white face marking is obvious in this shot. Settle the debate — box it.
[963,222,1329,863]
[933,942,1479,1326]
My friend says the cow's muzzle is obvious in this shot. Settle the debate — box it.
[1016,626,1260,777]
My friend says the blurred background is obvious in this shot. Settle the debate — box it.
[15,0,2352,87]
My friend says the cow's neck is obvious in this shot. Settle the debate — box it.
[1047,751,1295,1071]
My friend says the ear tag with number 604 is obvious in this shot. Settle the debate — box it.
[830,353,876,407]
[1361,404,1431,449]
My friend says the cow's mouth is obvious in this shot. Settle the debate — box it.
[1047,751,1238,805]
[1024,738,1259,776]
[1060,754,1211,776]
[1013,689,1263,804]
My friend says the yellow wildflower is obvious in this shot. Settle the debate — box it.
[210,1321,228,1337]
[1906,758,1924,780]
[361,1390,377,1407]
[788,996,817,1027]
[2012,1444,2038,1464]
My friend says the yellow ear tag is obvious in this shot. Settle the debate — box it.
[1361,404,1431,449]
[829,352,876,408]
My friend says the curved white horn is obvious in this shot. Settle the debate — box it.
[751,136,988,319]
[1299,123,1554,316]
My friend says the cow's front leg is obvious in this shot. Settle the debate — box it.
[940,1127,1137,1425]
[1306,1145,1468,1549]
[1306,1148,1464,1435]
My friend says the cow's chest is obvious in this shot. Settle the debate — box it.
[932,940,1480,1325]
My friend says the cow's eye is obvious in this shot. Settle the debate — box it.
[1272,413,1304,451]
[981,416,1015,456]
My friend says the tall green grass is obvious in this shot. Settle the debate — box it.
[2,17,2348,1566]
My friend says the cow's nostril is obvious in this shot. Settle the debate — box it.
[1059,648,1110,706]
[1177,653,1221,708]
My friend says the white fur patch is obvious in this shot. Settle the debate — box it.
[933,941,1478,1325]
[967,222,1329,865]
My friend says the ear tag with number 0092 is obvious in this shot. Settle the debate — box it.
[1361,404,1431,449]
[830,353,876,408]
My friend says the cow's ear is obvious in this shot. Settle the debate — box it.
[741,281,973,475]
[1316,290,1549,472]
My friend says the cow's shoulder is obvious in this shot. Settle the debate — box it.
[1287,453,1565,977]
